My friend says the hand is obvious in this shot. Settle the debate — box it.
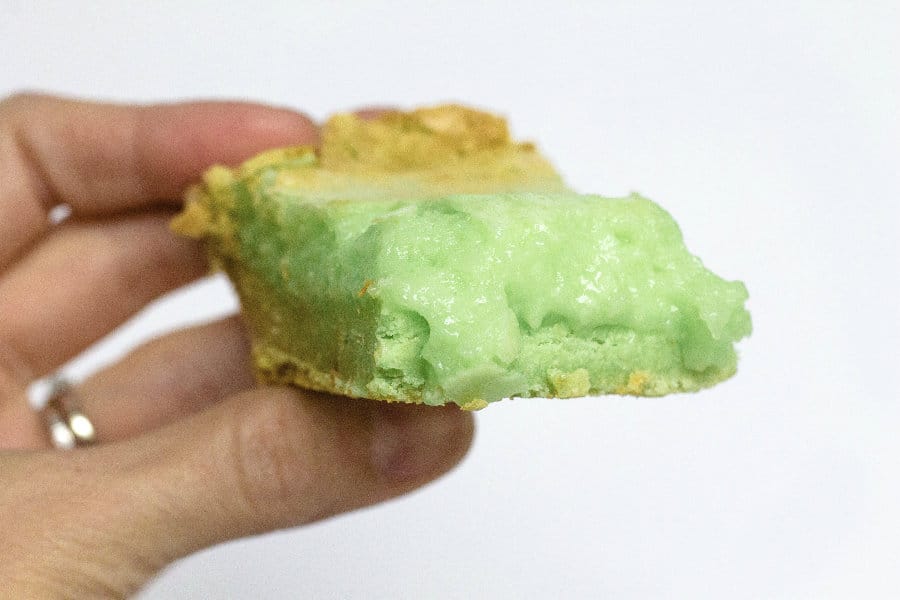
[0,94,474,598]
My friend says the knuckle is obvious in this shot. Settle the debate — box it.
[223,394,314,522]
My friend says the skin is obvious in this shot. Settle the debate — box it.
[0,94,474,598]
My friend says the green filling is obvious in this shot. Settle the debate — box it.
[223,172,750,406]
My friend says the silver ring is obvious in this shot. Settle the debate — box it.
[32,377,96,449]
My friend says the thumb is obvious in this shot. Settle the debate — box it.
[1,388,473,597]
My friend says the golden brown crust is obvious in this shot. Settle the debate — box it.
[320,105,513,172]
[171,105,564,244]
[252,345,428,406]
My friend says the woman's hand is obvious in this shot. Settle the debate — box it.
[0,94,473,598]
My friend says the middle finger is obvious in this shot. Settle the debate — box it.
[0,210,206,376]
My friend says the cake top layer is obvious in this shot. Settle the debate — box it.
[176,105,566,232]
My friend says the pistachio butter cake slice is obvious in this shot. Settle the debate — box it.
[172,105,750,409]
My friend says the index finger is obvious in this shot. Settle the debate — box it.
[0,93,319,267]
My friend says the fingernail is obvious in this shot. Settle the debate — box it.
[371,406,473,482]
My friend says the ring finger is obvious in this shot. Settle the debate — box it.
[8,316,256,449]
[78,316,256,442]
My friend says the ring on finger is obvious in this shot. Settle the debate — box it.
[29,377,97,449]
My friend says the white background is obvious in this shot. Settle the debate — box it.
[3,2,899,598]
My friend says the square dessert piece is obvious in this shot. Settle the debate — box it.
[173,106,750,408]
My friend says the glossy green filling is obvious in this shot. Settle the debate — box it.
[227,179,750,406]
